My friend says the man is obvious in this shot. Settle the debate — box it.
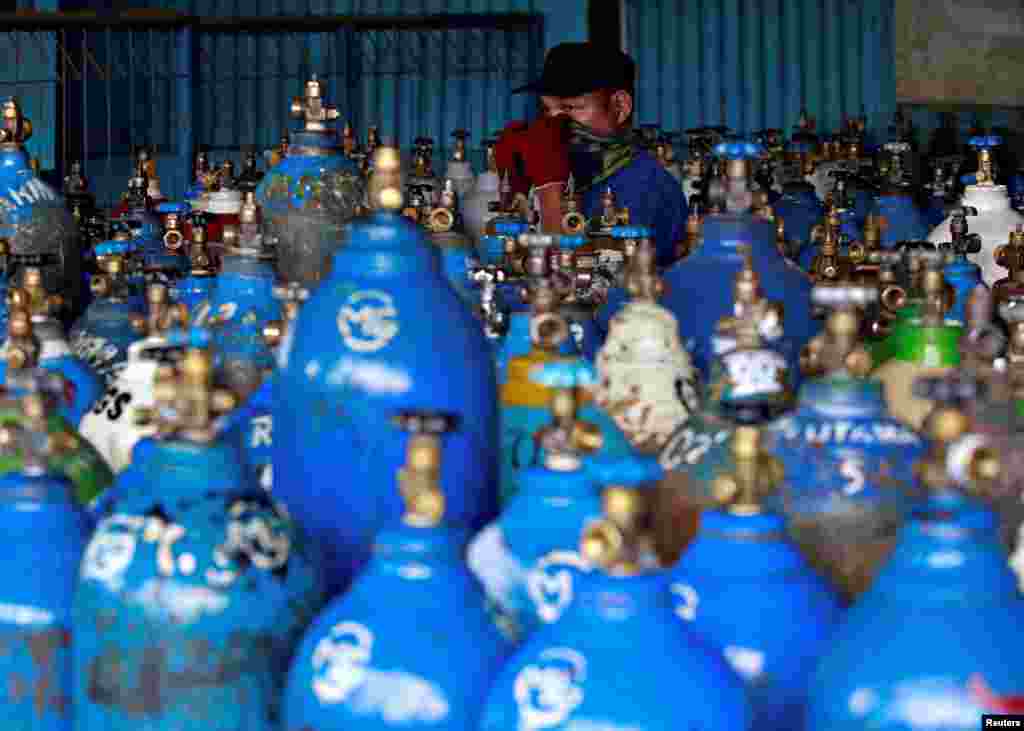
[495,42,688,267]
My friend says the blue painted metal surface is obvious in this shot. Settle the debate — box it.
[273,206,499,596]
[468,452,602,644]
[672,508,842,731]
[775,182,825,262]
[872,192,929,248]
[0,465,90,730]
[73,436,327,730]
[624,0,897,140]
[499,355,633,506]
[284,414,510,730]
[220,374,275,493]
[68,297,144,385]
[807,493,1024,729]
[478,570,753,730]
[766,377,924,516]
[192,251,281,384]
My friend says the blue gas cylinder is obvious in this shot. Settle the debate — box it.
[254,77,364,289]
[169,232,218,313]
[671,424,842,731]
[872,191,930,248]
[192,243,280,394]
[478,457,753,731]
[284,410,510,731]
[68,244,146,384]
[768,287,925,599]
[659,213,818,381]
[807,490,1024,729]
[273,147,499,596]
[0,396,91,730]
[774,182,825,262]
[72,343,326,731]
[468,447,601,645]
[0,98,85,318]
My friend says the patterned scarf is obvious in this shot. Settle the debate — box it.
[568,121,637,193]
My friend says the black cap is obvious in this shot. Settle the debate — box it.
[512,42,635,98]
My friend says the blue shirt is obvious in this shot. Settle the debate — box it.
[580,150,689,266]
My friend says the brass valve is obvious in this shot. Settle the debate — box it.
[483,138,498,173]
[0,98,31,145]
[677,209,702,260]
[7,267,63,320]
[801,285,876,378]
[709,426,785,515]
[163,213,185,252]
[913,375,1000,492]
[599,186,629,229]
[134,337,237,443]
[3,308,40,372]
[561,176,587,235]
[186,237,214,276]
[342,122,357,157]
[290,75,339,133]
[974,147,996,187]
[368,146,404,211]
[426,180,457,233]
[451,129,469,163]
[392,410,457,528]
[624,237,663,303]
[64,160,89,196]
[849,214,882,268]
[530,353,604,457]
[267,133,289,168]
[994,226,1024,298]
[90,254,130,300]
[715,245,783,344]
[919,258,950,327]
[579,456,664,575]
[810,209,851,284]
[412,137,436,177]
[130,283,189,337]
[193,150,210,183]
[263,281,311,348]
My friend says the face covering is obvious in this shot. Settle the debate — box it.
[567,120,637,193]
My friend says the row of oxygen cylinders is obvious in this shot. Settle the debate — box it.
[0,89,1022,730]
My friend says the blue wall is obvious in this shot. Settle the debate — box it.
[624,0,897,141]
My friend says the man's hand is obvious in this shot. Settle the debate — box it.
[494,116,571,198]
